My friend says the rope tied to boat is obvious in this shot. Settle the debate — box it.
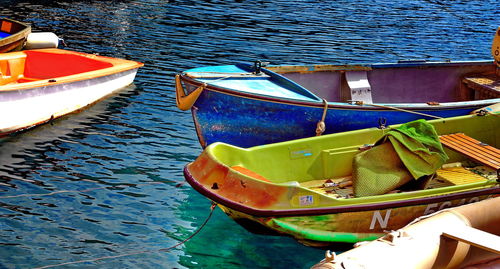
[316,99,329,136]
[35,202,218,269]
[351,101,444,119]
[475,107,500,118]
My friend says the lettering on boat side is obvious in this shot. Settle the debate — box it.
[289,147,313,159]
[423,197,481,215]
[369,197,486,230]
[370,209,392,230]
[299,195,314,206]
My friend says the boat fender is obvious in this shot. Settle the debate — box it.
[24,32,60,50]
[492,26,500,68]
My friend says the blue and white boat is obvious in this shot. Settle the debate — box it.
[175,28,500,148]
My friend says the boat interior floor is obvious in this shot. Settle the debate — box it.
[0,50,114,86]
[301,163,496,199]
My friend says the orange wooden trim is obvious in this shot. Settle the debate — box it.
[440,135,500,163]
[442,134,500,161]
[439,146,499,169]
[440,134,499,167]
[455,133,500,155]
[440,133,500,170]
[441,134,497,154]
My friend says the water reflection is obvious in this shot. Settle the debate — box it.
[1,0,498,268]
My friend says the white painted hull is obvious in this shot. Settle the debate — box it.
[0,68,139,135]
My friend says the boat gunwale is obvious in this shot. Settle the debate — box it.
[0,49,144,92]
[184,165,500,217]
[179,72,500,110]
[0,18,31,50]
[265,60,494,73]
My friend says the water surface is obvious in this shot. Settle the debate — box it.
[0,1,498,268]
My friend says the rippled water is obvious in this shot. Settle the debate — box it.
[0,1,498,268]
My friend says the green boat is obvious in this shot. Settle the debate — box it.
[184,110,499,246]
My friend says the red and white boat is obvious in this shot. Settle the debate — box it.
[0,48,143,136]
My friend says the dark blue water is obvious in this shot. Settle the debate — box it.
[0,1,498,268]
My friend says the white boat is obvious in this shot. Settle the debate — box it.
[0,48,143,136]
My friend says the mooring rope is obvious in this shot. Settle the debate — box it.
[351,101,444,119]
[475,108,500,117]
[315,99,329,136]
[34,202,217,269]
[0,182,164,200]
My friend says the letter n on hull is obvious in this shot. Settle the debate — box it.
[370,210,392,230]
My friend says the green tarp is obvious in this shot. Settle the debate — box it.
[352,120,448,197]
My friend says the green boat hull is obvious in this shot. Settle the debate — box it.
[184,113,499,246]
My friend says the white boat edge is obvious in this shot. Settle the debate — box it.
[0,68,139,136]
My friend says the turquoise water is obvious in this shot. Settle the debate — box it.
[0,1,498,268]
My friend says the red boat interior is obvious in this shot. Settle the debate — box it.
[0,50,113,86]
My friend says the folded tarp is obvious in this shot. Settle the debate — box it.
[352,120,448,197]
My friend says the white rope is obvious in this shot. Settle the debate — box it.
[316,99,329,136]
[351,101,444,119]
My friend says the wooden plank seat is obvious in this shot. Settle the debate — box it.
[0,54,26,85]
[439,133,500,172]
[442,225,500,254]
[463,74,500,99]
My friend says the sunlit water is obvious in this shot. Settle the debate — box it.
[0,1,498,268]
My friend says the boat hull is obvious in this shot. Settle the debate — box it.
[0,69,139,135]
[0,49,143,136]
[180,61,500,148]
[218,194,497,247]
[0,18,31,53]
[185,162,499,246]
[190,87,481,148]
[183,113,500,246]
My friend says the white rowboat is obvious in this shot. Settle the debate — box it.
[0,48,143,136]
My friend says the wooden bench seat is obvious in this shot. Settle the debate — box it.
[439,133,499,172]
[463,74,500,99]
[0,54,26,86]
[442,225,500,254]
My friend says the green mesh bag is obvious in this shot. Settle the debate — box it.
[352,120,448,197]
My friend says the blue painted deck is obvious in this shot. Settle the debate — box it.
[187,65,320,101]
[0,32,11,39]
